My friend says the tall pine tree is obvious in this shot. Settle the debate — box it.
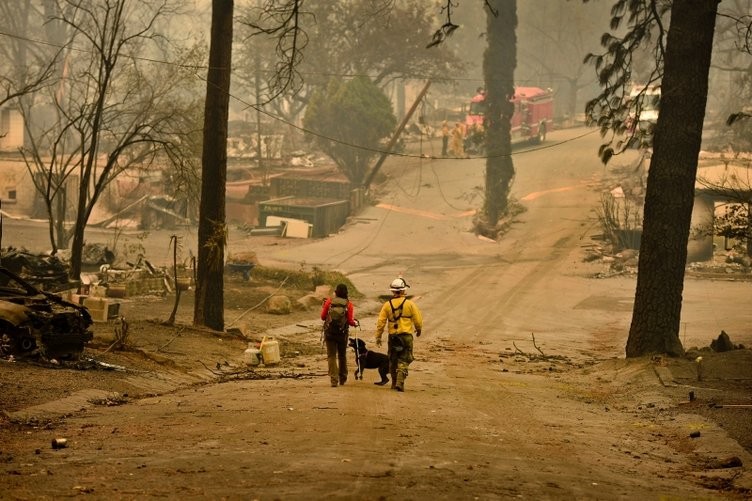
[194,0,233,331]
[626,1,719,356]
[481,0,517,236]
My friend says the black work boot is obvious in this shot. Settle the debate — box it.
[395,375,405,392]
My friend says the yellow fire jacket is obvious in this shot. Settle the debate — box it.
[375,296,423,342]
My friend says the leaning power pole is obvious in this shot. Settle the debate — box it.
[363,80,431,191]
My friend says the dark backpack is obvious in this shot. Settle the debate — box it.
[325,297,349,339]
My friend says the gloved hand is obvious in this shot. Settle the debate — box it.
[416,329,422,337]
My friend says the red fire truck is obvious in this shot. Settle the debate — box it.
[465,86,554,151]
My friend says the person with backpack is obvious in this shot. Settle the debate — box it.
[320,283,359,387]
[375,277,423,392]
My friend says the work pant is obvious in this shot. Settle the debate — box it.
[387,333,414,388]
[325,335,348,386]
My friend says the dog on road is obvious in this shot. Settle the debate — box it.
[348,337,389,385]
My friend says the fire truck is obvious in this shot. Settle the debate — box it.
[625,84,660,148]
[465,86,554,152]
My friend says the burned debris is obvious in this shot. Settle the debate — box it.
[0,267,93,360]
[0,248,72,291]
[0,244,175,363]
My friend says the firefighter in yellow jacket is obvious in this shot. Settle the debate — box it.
[375,277,423,392]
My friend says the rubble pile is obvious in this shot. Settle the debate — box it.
[98,263,169,298]
[0,248,70,291]
[687,250,752,276]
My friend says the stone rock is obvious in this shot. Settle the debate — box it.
[297,293,324,311]
[617,249,638,260]
[266,295,292,315]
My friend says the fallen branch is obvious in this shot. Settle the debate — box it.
[80,357,127,371]
[157,326,185,352]
[198,360,224,376]
[506,335,571,365]
[219,369,326,382]
[101,340,119,355]
[531,333,545,356]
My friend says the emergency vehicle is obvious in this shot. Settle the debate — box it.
[625,84,660,148]
[465,86,554,150]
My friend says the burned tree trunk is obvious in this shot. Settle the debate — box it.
[193,0,233,331]
[626,1,718,357]
[481,0,517,235]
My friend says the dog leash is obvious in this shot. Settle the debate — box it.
[353,320,362,379]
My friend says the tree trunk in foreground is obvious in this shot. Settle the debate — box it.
[194,0,233,331]
[482,0,517,231]
[626,0,719,357]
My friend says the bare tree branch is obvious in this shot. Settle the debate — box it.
[240,0,310,102]
[427,0,460,48]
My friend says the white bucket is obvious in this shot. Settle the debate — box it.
[260,337,280,365]
[243,344,261,366]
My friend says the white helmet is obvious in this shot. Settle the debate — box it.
[389,277,409,293]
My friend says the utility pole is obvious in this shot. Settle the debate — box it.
[254,51,265,185]
[363,80,431,190]
[253,0,266,186]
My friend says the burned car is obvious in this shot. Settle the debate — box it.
[0,247,71,291]
[0,267,93,360]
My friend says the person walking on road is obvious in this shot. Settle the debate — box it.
[441,120,450,157]
[321,284,358,387]
[375,277,423,392]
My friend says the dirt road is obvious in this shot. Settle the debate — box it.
[2,128,751,499]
